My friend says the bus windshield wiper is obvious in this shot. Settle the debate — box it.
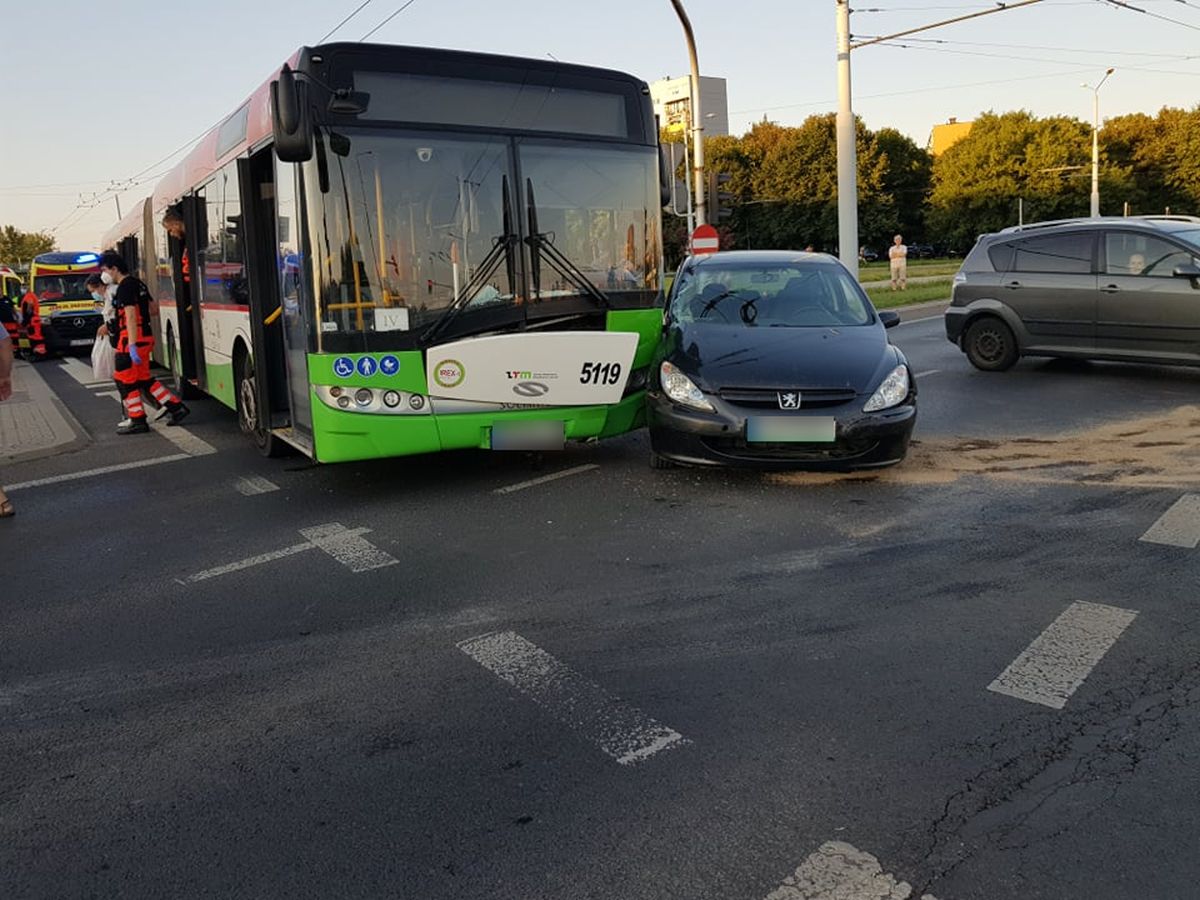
[421,176,519,345]
[525,179,609,307]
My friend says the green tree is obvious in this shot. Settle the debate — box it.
[874,128,932,243]
[1104,107,1200,216]
[0,225,55,265]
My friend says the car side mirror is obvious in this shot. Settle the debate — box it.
[1172,262,1200,284]
[879,310,901,328]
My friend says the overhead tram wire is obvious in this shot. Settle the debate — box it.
[1096,0,1200,31]
[361,0,420,41]
[856,34,1197,57]
[318,0,375,43]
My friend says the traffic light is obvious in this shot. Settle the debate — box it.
[707,171,734,223]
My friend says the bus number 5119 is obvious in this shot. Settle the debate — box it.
[580,362,622,385]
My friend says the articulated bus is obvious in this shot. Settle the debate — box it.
[104,43,665,461]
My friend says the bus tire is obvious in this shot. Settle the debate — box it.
[236,351,287,458]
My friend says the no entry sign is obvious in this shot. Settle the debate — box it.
[690,224,719,255]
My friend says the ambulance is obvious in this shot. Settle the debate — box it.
[19,251,105,359]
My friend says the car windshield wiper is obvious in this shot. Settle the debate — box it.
[421,175,519,345]
[525,179,609,307]
[697,289,743,318]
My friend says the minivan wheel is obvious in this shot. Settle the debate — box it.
[964,316,1019,371]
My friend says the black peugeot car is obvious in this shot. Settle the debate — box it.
[647,250,917,469]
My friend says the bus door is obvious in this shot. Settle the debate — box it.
[239,150,292,435]
[170,194,207,393]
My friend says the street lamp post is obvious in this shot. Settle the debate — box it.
[1084,68,1114,218]
[669,0,706,227]
[835,0,858,278]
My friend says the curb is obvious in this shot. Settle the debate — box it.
[0,362,92,464]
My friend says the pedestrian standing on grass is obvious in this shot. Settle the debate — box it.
[0,321,15,517]
[888,234,908,292]
[97,251,189,434]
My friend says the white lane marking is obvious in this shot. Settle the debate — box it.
[891,314,943,328]
[234,475,280,496]
[6,454,191,491]
[914,369,941,378]
[987,601,1137,710]
[457,630,687,766]
[59,356,98,385]
[765,841,938,900]
[299,523,398,572]
[93,387,216,456]
[182,542,315,583]
[1139,493,1200,548]
[494,463,600,495]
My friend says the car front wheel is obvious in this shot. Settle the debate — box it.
[964,316,1019,371]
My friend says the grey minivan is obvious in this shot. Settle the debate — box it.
[945,216,1200,370]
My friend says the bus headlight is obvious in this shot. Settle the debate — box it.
[383,390,401,408]
[355,388,374,407]
[409,394,426,411]
[337,395,351,409]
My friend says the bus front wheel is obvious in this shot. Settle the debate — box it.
[236,352,286,458]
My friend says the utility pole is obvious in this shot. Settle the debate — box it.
[835,0,858,278]
[670,0,706,227]
[835,0,1047,278]
[1085,68,1114,217]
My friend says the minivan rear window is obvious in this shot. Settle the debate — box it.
[992,233,1093,274]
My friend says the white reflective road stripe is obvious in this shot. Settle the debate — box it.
[987,601,1137,709]
[764,841,938,900]
[457,630,687,766]
[6,454,192,491]
[914,369,941,378]
[182,542,315,583]
[94,387,215,456]
[59,356,97,385]
[234,475,280,496]
[1139,494,1200,548]
[299,523,398,572]
[493,463,599,495]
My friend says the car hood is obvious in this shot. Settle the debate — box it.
[666,323,899,395]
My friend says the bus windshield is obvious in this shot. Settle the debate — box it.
[307,128,661,350]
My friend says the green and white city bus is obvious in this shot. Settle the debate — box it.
[104,43,665,461]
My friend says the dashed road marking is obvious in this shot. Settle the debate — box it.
[182,541,315,583]
[6,454,192,491]
[59,356,98,385]
[914,369,941,378]
[1139,493,1200,548]
[987,601,1137,709]
[299,523,399,572]
[457,630,687,766]
[765,841,938,900]
[234,475,280,496]
[93,387,215,456]
[493,463,599,495]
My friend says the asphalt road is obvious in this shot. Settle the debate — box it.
[3,315,1199,899]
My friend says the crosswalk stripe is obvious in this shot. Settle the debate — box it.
[987,601,1137,709]
[764,841,938,900]
[1139,494,1200,548]
[234,475,280,496]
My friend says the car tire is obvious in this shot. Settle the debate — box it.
[649,449,675,470]
[964,316,1019,371]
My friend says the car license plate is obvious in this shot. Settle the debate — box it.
[491,420,564,451]
[70,338,93,347]
[747,416,836,443]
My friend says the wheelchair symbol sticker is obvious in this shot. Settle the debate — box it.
[357,356,378,377]
[379,355,400,376]
[333,357,354,379]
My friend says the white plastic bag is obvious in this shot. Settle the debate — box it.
[91,334,115,381]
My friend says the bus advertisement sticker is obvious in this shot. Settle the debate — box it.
[379,355,400,376]
[357,357,378,377]
[333,357,354,379]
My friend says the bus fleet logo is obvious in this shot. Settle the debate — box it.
[506,368,555,398]
[511,381,550,398]
[433,359,465,388]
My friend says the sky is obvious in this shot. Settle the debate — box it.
[1,0,1198,252]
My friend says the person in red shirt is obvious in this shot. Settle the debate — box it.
[98,251,189,435]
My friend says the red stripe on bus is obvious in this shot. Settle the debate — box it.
[201,302,250,312]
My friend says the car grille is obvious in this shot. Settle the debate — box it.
[47,313,102,339]
[717,387,857,409]
[702,436,878,461]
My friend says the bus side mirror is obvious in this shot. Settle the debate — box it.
[271,64,313,163]
[658,142,672,210]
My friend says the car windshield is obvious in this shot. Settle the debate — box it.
[1171,228,1200,254]
[31,273,93,301]
[671,261,873,327]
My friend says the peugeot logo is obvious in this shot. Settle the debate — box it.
[512,381,550,398]
[73,317,85,328]
[778,391,801,410]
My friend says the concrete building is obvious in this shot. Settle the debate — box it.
[929,117,974,156]
[650,75,730,140]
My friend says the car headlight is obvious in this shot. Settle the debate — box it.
[863,364,910,412]
[660,360,713,412]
